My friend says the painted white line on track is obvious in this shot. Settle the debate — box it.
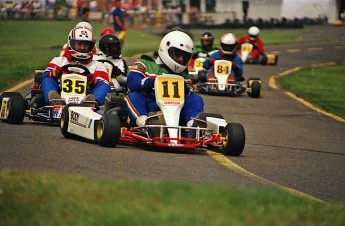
[205,149,325,203]
[286,49,300,53]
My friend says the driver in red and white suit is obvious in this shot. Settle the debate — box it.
[237,26,264,61]
[41,27,110,106]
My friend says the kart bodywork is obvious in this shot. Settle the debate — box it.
[239,42,278,65]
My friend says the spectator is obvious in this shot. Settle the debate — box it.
[81,6,90,22]
[112,0,127,47]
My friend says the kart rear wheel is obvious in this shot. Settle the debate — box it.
[222,123,245,156]
[0,92,25,124]
[96,113,121,147]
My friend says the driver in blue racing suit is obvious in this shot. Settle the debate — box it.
[41,26,111,106]
[203,33,245,81]
[124,30,204,134]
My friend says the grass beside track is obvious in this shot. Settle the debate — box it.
[0,20,322,91]
[1,170,345,226]
[278,63,345,117]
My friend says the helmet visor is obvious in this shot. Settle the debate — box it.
[168,47,192,66]
[106,43,121,57]
[221,43,236,53]
[70,40,95,53]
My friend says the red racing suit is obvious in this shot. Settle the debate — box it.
[237,36,264,59]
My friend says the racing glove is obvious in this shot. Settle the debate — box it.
[209,58,216,65]
[141,77,154,91]
[86,74,97,88]
[49,66,63,79]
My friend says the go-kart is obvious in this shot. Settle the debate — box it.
[188,57,206,84]
[60,74,246,156]
[195,59,261,98]
[0,64,95,125]
[238,42,278,65]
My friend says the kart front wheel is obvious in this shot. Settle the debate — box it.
[222,123,245,156]
[0,92,25,124]
[96,113,121,147]
[60,105,75,139]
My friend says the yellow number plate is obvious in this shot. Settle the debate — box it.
[241,43,253,52]
[214,61,231,76]
[156,76,185,102]
[61,76,87,95]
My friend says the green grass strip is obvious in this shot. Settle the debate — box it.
[1,170,345,226]
[279,63,345,117]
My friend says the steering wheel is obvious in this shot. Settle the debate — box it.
[61,64,91,75]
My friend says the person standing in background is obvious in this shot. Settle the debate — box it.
[112,0,127,47]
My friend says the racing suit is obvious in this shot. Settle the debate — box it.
[41,51,111,105]
[203,49,244,81]
[93,53,128,90]
[124,55,204,127]
[237,36,264,60]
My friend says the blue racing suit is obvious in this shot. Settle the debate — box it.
[124,55,204,126]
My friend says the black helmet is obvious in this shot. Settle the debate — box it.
[200,31,214,49]
[99,34,121,58]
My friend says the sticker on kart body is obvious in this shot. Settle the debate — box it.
[156,76,185,106]
[0,97,10,119]
[69,110,91,128]
[53,106,64,118]
[214,61,232,76]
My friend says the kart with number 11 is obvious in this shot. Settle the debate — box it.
[61,74,246,156]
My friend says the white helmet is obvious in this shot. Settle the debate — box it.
[248,26,260,39]
[67,27,95,60]
[220,33,237,55]
[158,31,194,73]
[75,21,93,31]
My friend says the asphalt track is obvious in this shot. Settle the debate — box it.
[1,25,344,203]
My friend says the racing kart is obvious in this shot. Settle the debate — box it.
[0,64,95,125]
[195,59,261,98]
[60,74,246,156]
[238,42,278,65]
[188,57,206,84]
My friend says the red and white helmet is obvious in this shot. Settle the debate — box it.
[75,21,93,31]
[158,31,194,73]
[67,27,95,60]
[220,33,237,55]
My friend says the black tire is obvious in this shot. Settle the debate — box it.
[222,123,245,156]
[274,54,278,65]
[250,81,261,98]
[60,104,76,139]
[96,113,121,147]
[0,92,25,124]
[197,70,207,83]
[260,54,267,65]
